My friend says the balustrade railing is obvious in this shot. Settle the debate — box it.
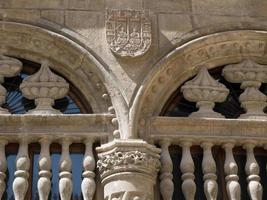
[0,136,98,200]
[158,138,267,200]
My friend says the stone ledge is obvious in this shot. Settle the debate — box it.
[149,116,267,145]
[0,114,113,141]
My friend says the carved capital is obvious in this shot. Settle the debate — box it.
[97,139,160,200]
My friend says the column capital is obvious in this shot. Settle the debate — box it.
[96,139,161,200]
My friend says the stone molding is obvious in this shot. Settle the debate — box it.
[129,30,267,139]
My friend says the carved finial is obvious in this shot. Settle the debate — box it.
[223,59,267,119]
[181,67,229,118]
[20,60,69,114]
[0,55,22,114]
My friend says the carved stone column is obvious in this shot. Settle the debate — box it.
[97,139,161,200]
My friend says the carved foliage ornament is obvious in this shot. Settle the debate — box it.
[106,9,152,57]
[97,151,160,178]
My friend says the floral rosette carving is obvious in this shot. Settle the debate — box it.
[181,67,229,118]
[20,60,69,114]
[0,55,22,114]
[223,59,267,118]
[97,150,161,179]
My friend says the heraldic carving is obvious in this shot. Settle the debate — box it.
[106,9,152,57]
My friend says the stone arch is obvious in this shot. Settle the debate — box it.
[130,30,267,139]
[0,21,128,138]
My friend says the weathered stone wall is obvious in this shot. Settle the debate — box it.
[0,0,267,106]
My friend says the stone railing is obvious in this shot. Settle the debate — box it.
[149,117,267,200]
[158,138,266,200]
[0,113,113,200]
[0,136,96,200]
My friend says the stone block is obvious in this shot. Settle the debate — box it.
[65,11,104,38]
[193,15,267,30]
[158,13,192,49]
[38,0,67,9]
[192,0,267,17]
[41,10,64,25]
[0,9,40,22]
[143,0,191,13]
[105,0,143,10]
[68,0,104,10]
[5,0,67,9]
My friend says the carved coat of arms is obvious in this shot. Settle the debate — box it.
[106,9,152,57]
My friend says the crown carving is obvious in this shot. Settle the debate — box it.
[20,60,69,114]
[181,67,229,118]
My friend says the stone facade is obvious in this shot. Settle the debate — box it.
[0,1,267,200]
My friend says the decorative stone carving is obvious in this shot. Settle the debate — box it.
[81,139,96,200]
[181,67,229,118]
[243,142,262,200]
[20,60,69,114]
[106,9,152,57]
[159,139,174,200]
[223,60,267,119]
[0,140,7,199]
[59,139,72,200]
[180,140,196,200]
[0,55,22,114]
[223,143,240,200]
[97,139,160,200]
[38,138,52,200]
[13,138,30,200]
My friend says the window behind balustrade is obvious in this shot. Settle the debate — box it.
[161,66,267,200]
[3,59,92,200]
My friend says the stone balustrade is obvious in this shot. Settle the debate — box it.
[158,138,267,200]
[0,136,98,200]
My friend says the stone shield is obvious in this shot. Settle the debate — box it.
[106,9,152,57]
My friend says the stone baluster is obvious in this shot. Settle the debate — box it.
[81,139,96,200]
[0,55,22,114]
[243,142,262,200]
[180,140,196,200]
[223,60,267,119]
[201,142,218,200]
[159,139,174,200]
[0,139,7,199]
[13,138,30,200]
[38,138,52,200]
[59,139,72,200]
[20,60,69,114]
[223,142,240,200]
[181,66,229,118]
